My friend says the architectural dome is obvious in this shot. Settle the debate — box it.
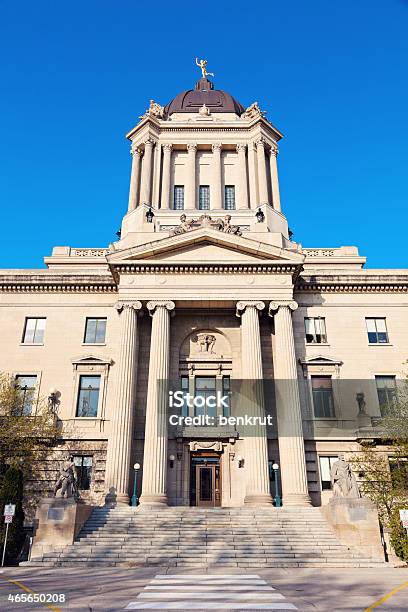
[164,77,245,118]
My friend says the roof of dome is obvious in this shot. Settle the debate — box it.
[164,77,245,118]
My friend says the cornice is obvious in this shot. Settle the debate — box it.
[0,274,117,293]
[113,262,300,275]
[296,274,408,293]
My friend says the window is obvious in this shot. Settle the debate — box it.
[194,376,216,418]
[22,318,46,344]
[366,318,389,344]
[222,376,231,417]
[74,456,93,490]
[305,317,327,344]
[173,185,184,210]
[312,376,335,418]
[375,375,396,415]
[84,318,107,344]
[224,185,236,210]
[15,375,37,415]
[319,456,338,490]
[199,185,210,210]
[180,375,189,417]
[76,375,101,417]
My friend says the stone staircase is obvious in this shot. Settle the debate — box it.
[26,506,385,568]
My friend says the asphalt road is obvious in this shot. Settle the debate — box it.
[0,566,407,611]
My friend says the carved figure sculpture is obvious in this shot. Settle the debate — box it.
[221,214,242,235]
[195,333,216,353]
[241,102,266,120]
[169,213,242,237]
[330,457,361,498]
[139,99,164,120]
[54,455,77,499]
[171,214,196,235]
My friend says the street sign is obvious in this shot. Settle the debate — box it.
[4,504,15,516]
[399,509,408,528]
[4,515,13,524]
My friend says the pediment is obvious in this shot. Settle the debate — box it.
[71,355,113,366]
[107,228,304,266]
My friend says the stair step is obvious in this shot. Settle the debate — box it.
[24,506,385,569]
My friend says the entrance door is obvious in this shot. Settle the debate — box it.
[191,455,221,507]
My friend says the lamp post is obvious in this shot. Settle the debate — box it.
[131,463,140,507]
[272,462,282,507]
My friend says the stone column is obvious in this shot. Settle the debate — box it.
[248,143,258,209]
[139,300,175,506]
[269,145,281,212]
[211,143,222,209]
[160,144,173,210]
[256,138,269,205]
[236,301,273,506]
[127,147,142,213]
[269,301,312,506]
[105,300,142,504]
[185,144,197,210]
[236,144,249,210]
[139,138,155,205]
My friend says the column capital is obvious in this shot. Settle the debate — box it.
[236,143,247,154]
[147,300,176,315]
[268,300,298,315]
[162,143,173,153]
[269,144,278,157]
[255,137,266,149]
[236,300,265,317]
[187,143,197,153]
[130,146,142,158]
[115,300,143,313]
[143,137,155,148]
[212,142,222,153]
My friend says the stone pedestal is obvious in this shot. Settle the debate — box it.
[30,498,94,559]
[321,497,385,560]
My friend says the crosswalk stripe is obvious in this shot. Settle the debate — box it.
[145,585,275,591]
[139,592,285,600]
[150,578,268,584]
[154,574,262,579]
[125,574,298,610]
[126,603,297,610]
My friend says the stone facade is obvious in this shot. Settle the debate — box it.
[1,75,407,513]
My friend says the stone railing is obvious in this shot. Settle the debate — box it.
[70,248,110,257]
[303,248,336,257]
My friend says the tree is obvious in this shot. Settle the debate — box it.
[0,466,25,564]
[0,372,60,475]
[350,372,408,560]
[0,372,61,532]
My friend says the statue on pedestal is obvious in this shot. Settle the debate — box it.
[53,455,78,499]
[330,456,361,498]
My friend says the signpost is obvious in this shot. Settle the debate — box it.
[2,504,16,567]
[399,509,408,533]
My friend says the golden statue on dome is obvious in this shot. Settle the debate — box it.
[195,57,214,79]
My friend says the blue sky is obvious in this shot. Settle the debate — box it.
[1,0,407,269]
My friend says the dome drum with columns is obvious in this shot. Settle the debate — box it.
[119,74,288,252]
